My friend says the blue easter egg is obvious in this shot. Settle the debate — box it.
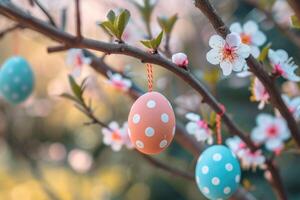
[0,56,34,104]
[195,145,241,200]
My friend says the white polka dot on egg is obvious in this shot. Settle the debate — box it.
[212,177,220,185]
[202,166,209,174]
[146,100,156,108]
[225,163,233,171]
[161,113,169,123]
[145,127,155,137]
[159,140,168,148]
[235,175,240,183]
[224,187,231,194]
[132,114,141,124]
[203,187,210,194]
[213,153,222,161]
[136,140,144,149]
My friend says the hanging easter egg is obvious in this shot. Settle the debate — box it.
[128,91,176,154]
[0,56,34,104]
[195,145,241,200]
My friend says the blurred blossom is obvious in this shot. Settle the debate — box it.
[251,114,290,153]
[185,113,213,144]
[23,97,53,117]
[206,33,251,76]
[107,71,132,92]
[282,81,300,97]
[156,76,169,90]
[272,0,293,25]
[175,92,201,115]
[66,49,92,77]
[48,143,67,162]
[268,49,300,82]
[230,20,266,58]
[68,149,93,173]
[102,122,134,151]
[226,136,266,170]
[172,52,188,67]
[250,77,269,109]
[280,94,300,120]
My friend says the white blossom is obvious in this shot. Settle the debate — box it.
[66,49,92,77]
[206,33,251,76]
[250,77,270,109]
[185,113,213,144]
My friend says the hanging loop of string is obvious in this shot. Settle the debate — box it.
[216,104,225,145]
[146,63,153,92]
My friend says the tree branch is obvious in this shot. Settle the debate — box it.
[287,0,300,22]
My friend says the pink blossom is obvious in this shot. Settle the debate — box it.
[107,71,132,92]
[102,121,134,151]
[250,77,270,109]
[226,136,266,170]
[172,52,188,67]
[185,113,213,144]
[66,49,92,77]
[251,114,290,152]
[68,149,93,173]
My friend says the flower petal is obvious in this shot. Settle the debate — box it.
[206,49,221,65]
[232,56,246,72]
[209,35,225,49]
[250,46,260,58]
[226,32,241,47]
[265,138,283,151]
[251,127,266,143]
[237,44,251,58]
[243,20,258,35]
[220,60,233,76]
[185,112,200,121]
[251,31,266,46]
[230,22,243,34]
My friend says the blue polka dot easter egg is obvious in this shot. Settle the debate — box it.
[0,56,34,104]
[195,145,241,200]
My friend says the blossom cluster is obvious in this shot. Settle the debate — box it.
[101,121,134,151]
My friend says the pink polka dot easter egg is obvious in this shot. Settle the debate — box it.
[128,92,176,154]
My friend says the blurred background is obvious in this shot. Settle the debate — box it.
[0,0,300,199]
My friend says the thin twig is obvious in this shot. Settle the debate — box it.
[0,23,24,38]
[32,0,57,27]
[75,0,82,40]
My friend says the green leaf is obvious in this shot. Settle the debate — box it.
[258,43,272,62]
[132,0,156,24]
[154,31,163,47]
[68,75,83,101]
[291,15,300,29]
[60,93,81,104]
[107,10,116,23]
[157,14,178,34]
[140,31,164,50]
[115,9,130,39]
[99,21,116,37]
[140,40,154,49]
